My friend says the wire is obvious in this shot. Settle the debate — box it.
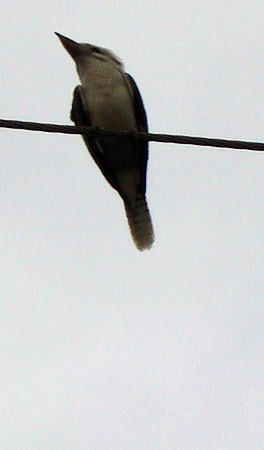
[1,118,264,152]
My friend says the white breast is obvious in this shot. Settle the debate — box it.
[80,59,136,131]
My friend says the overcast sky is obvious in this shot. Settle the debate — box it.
[1,1,264,449]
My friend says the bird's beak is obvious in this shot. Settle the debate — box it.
[55,32,88,61]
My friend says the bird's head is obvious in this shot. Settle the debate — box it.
[55,32,123,71]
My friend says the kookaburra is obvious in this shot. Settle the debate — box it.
[55,33,154,251]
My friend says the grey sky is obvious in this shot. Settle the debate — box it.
[1,1,264,449]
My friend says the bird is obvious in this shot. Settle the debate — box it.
[55,33,154,250]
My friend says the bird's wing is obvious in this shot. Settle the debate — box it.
[124,73,149,195]
[70,85,120,191]
[124,74,148,132]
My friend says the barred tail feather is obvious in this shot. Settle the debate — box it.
[125,195,154,251]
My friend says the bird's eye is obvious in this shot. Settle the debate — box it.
[92,46,102,54]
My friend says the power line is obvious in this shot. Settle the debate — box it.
[1,118,264,152]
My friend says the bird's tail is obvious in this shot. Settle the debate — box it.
[124,194,154,251]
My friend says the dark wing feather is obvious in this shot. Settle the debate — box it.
[125,74,148,132]
[124,74,149,195]
[70,85,120,191]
